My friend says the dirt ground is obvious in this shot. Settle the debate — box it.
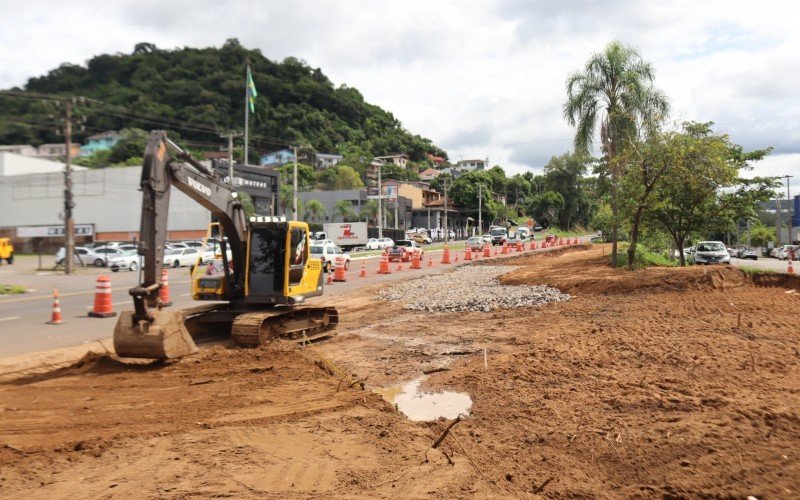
[1,245,799,498]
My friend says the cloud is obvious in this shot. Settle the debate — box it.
[1,0,799,181]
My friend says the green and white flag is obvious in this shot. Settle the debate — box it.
[246,66,257,112]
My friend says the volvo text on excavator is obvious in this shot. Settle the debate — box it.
[113,131,338,359]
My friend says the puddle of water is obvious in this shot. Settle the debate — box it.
[376,378,472,422]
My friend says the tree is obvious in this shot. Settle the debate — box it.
[304,198,326,222]
[236,191,255,218]
[563,41,669,267]
[749,224,775,248]
[542,152,590,229]
[278,163,317,191]
[646,122,773,265]
[109,128,149,164]
[334,200,355,222]
[527,191,565,227]
[362,199,379,225]
[278,184,294,215]
[319,165,364,190]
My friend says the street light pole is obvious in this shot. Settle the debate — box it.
[292,146,298,221]
[377,162,383,239]
[443,176,449,244]
[478,183,482,237]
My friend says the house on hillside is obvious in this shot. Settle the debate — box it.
[315,153,343,169]
[427,154,445,165]
[455,158,488,172]
[0,145,37,157]
[35,143,81,160]
[374,154,409,169]
[419,167,441,181]
[259,149,295,167]
[79,131,120,157]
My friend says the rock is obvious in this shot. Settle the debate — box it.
[376,265,570,313]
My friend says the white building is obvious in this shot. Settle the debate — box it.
[455,158,488,172]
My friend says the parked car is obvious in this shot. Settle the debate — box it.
[388,240,424,262]
[56,246,122,267]
[692,241,731,265]
[410,233,432,245]
[533,225,543,232]
[480,234,492,245]
[366,237,394,250]
[182,240,204,248]
[108,251,144,272]
[736,247,758,260]
[311,244,351,272]
[515,227,531,240]
[164,247,201,268]
[466,236,485,252]
[775,244,797,260]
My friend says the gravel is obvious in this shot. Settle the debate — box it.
[377,265,570,312]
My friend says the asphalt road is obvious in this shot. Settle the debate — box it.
[0,243,501,357]
[729,255,797,273]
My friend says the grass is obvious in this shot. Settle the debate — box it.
[0,284,27,295]
[613,243,678,269]
[738,265,776,275]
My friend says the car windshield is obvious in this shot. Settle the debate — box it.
[467,237,480,244]
[310,246,323,255]
[490,229,505,236]
[395,240,412,247]
[165,250,180,255]
[697,242,725,252]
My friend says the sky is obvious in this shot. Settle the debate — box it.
[1,0,799,189]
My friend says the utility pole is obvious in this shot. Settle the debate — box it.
[785,175,794,244]
[443,176,449,243]
[377,162,383,238]
[63,100,75,275]
[292,146,298,220]
[220,131,243,187]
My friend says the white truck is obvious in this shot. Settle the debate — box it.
[323,222,369,250]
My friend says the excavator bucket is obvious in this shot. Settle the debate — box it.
[113,310,198,360]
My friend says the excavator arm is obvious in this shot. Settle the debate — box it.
[130,131,246,320]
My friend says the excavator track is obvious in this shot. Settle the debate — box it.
[231,306,339,347]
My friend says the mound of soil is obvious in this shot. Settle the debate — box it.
[499,246,751,295]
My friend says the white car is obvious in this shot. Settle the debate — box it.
[108,251,144,272]
[692,241,730,265]
[311,245,351,272]
[312,239,334,247]
[774,244,796,260]
[366,237,394,250]
[164,247,201,268]
[56,246,122,267]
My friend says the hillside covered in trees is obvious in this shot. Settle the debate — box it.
[0,39,447,162]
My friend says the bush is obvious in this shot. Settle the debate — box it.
[614,243,677,269]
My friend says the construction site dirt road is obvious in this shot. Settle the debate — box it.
[1,245,798,498]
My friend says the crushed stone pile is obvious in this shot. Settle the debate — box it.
[377,265,570,312]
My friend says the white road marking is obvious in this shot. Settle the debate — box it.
[0,316,21,322]
[180,293,191,296]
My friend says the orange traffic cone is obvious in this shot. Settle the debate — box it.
[48,289,62,325]
[411,251,422,269]
[88,275,116,318]
[159,268,172,307]
[483,245,491,258]
[789,259,795,275]
[464,248,472,261]
[501,243,508,255]
[327,270,333,284]
[333,257,347,282]
[454,251,459,263]
[427,255,433,267]
[516,240,523,252]
[494,246,498,256]
[397,259,404,271]
[441,245,451,264]
[531,240,537,249]
[378,253,391,274]
[359,261,367,277]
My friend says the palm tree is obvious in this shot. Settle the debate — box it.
[362,199,379,226]
[563,41,669,267]
[334,200,355,222]
[304,199,326,222]
[278,184,294,216]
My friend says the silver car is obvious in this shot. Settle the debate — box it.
[693,241,731,265]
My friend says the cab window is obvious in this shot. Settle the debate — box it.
[289,227,307,285]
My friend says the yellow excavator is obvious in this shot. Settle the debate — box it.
[113,131,337,359]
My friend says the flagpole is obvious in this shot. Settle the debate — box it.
[244,65,249,165]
